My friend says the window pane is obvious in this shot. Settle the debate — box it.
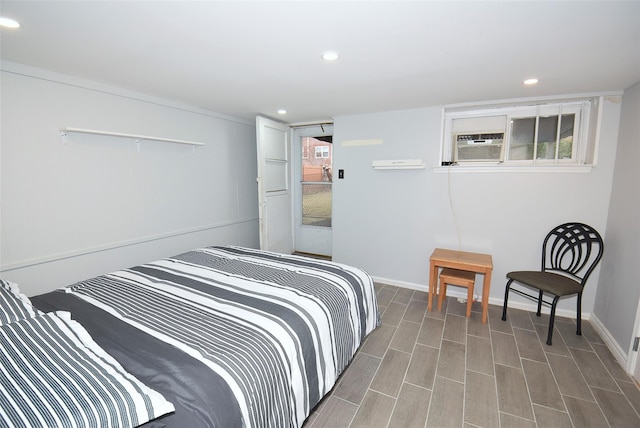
[301,137,332,227]
[536,115,558,159]
[558,114,575,159]
[302,183,332,227]
[509,117,535,160]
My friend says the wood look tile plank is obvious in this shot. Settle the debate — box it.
[466,335,494,376]
[534,323,571,357]
[591,386,640,428]
[426,376,464,428]
[333,353,381,405]
[507,308,535,331]
[532,404,573,428]
[491,331,521,368]
[417,316,444,349]
[403,299,427,324]
[359,323,396,358]
[554,320,592,351]
[388,383,431,428]
[376,287,397,308]
[513,327,547,363]
[489,306,513,334]
[521,359,565,410]
[592,343,631,381]
[546,353,594,401]
[467,310,490,339]
[446,296,471,318]
[390,319,421,354]
[411,290,429,303]
[579,320,606,345]
[426,297,447,320]
[499,412,536,428]
[308,396,358,428]
[570,348,620,392]
[382,302,407,327]
[369,348,411,398]
[495,364,534,420]
[443,313,467,344]
[392,287,414,305]
[617,379,640,417]
[562,395,609,428]
[405,344,439,390]
[436,339,466,383]
[464,370,499,428]
[349,390,395,428]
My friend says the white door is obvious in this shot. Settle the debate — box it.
[256,116,292,254]
[292,124,333,256]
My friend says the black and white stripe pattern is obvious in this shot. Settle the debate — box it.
[66,246,380,428]
[0,311,174,428]
[0,279,41,325]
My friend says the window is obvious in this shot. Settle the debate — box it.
[442,98,597,168]
[315,146,329,159]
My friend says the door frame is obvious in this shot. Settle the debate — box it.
[627,296,640,381]
[292,123,334,257]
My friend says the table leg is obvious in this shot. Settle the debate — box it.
[481,269,492,323]
[428,260,437,311]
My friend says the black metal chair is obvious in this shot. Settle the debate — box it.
[501,222,604,345]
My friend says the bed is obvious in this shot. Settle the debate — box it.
[7,245,380,427]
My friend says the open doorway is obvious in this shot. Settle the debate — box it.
[293,124,333,258]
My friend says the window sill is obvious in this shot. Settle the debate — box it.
[433,164,593,174]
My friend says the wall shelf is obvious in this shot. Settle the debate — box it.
[372,159,425,170]
[59,127,206,147]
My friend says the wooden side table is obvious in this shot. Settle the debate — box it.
[429,248,493,323]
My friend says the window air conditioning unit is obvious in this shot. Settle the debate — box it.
[454,132,505,162]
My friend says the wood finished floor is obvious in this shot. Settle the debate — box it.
[303,283,640,428]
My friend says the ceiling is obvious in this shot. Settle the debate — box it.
[1,1,639,124]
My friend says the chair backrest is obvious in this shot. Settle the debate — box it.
[542,222,604,286]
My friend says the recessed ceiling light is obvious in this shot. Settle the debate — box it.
[321,51,340,61]
[277,109,287,115]
[523,78,539,85]
[0,17,20,29]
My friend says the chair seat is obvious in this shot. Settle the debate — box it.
[507,271,582,296]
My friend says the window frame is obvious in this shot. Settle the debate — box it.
[440,98,596,170]
[315,145,329,159]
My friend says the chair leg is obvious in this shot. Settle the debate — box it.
[502,279,513,321]
[547,295,561,346]
[536,290,544,316]
[576,292,582,336]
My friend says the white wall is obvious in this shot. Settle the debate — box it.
[0,62,259,296]
[595,81,640,356]
[333,96,622,317]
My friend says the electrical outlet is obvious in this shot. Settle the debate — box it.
[338,169,344,179]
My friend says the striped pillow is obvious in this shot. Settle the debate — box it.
[0,311,175,427]
[0,279,40,325]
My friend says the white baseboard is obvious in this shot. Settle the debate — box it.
[589,313,629,371]
[372,276,430,293]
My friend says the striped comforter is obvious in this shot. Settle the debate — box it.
[64,246,380,428]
